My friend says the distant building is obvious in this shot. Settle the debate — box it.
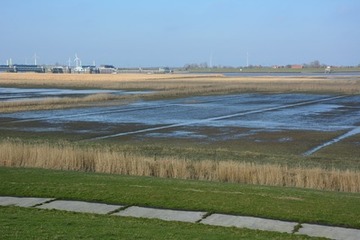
[0,65,12,72]
[272,65,285,69]
[51,66,64,73]
[158,67,172,74]
[325,66,332,74]
[98,65,117,74]
[291,65,303,69]
[82,65,96,74]
[0,64,45,73]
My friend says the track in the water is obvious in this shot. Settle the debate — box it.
[1,92,359,156]
[303,127,360,156]
[88,95,348,142]
[4,94,245,124]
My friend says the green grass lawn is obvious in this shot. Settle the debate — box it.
[1,167,359,229]
[0,207,319,240]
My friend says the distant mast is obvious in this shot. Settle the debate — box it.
[33,53,38,65]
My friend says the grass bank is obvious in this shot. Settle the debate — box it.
[1,167,360,229]
[1,140,359,193]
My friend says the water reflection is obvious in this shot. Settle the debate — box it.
[0,87,149,102]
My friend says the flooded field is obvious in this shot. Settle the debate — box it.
[1,89,359,157]
[0,87,148,102]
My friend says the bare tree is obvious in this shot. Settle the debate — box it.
[310,60,321,68]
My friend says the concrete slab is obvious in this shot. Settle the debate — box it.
[201,214,297,234]
[0,196,54,207]
[298,224,360,240]
[36,200,122,215]
[114,206,206,223]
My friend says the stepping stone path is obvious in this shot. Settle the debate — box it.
[200,213,297,234]
[298,224,360,240]
[114,206,206,223]
[37,200,123,214]
[0,196,54,207]
[1,196,360,240]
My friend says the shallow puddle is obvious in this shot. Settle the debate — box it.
[0,87,149,102]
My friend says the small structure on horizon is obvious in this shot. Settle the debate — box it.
[98,65,117,74]
[325,66,332,74]
[51,66,64,73]
[291,65,303,69]
[158,67,172,74]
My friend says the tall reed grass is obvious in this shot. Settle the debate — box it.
[1,73,359,94]
[1,140,359,192]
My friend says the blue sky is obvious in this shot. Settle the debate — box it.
[1,0,359,67]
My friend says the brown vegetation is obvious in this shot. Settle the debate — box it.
[1,140,359,192]
[1,73,359,94]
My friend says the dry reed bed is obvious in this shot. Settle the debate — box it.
[1,140,359,193]
[0,73,221,86]
[1,73,359,94]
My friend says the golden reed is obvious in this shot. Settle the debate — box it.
[0,73,359,94]
[0,140,359,192]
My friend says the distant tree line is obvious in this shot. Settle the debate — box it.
[183,60,360,70]
[183,62,242,70]
[186,60,328,70]
[303,60,323,68]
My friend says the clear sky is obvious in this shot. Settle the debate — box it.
[1,0,360,67]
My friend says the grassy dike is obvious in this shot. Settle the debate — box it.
[1,167,359,230]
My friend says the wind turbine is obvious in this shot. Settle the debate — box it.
[33,53,39,65]
[74,54,80,67]
[73,53,83,73]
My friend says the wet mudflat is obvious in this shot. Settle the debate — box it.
[0,91,359,157]
[0,87,147,102]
